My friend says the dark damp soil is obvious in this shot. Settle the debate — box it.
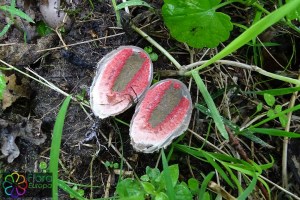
[0,0,300,199]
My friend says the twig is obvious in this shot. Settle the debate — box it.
[182,60,300,85]
[282,73,300,188]
[259,175,300,200]
[36,32,125,52]
[130,23,182,70]
[226,126,269,200]
[209,181,237,200]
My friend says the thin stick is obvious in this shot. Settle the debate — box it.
[282,73,300,188]
[36,32,125,52]
[131,23,182,70]
[260,175,300,200]
[182,60,300,85]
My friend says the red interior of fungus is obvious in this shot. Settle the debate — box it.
[133,80,190,140]
[96,48,151,104]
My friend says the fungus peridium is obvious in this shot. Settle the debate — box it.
[129,79,192,153]
[90,46,153,119]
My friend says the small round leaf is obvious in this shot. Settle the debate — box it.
[263,93,275,107]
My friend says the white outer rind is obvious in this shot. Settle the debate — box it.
[129,79,193,153]
[90,46,153,119]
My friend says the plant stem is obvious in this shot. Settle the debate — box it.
[282,74,300,188]
[182,59,300,85]
[214,0,242,10]
[130,23,182,70]
[111,0,122,27]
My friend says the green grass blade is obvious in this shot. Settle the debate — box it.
[240,131,273,148]
[186,0,300,74]
[192,71,228,139]
[198,172,215,199]
[57,180,86,200]
[237,174,257,200]
[0,23,11,38]
[202,151,234,188]
[0,5,34,23]
[111,0,121,27]
[249,128,300,138]
[246,86,300,96]
[116,0,152,10]
[176,145,234,188]
[50,96,71,200]
[250,104,300,128]
[222,164,243,194]
[0,71,6,99]
[161,150,175,200]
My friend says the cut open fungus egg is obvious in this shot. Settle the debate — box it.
[90,46,153,119]
[130,79,193,153]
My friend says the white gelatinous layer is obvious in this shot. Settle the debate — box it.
[130,79,193,153]
[90,46,153,119]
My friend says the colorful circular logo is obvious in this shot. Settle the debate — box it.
[2,172,28,198]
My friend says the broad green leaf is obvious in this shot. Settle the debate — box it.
[203,192,210,200]
[160,164,179,188]
[161,150,176,200]
[263,93,275,107]
[256,102,263,112]
[36,21,52,36]
[174,182,193,200]
[286,0,300,20]
[116,0,152,10]
[275,105,288,127]
[155,192,169,200]
[0,5,34,23]
[141,174,150,182]
[0,72,6,100]
[146,166,161,186]
[266,109,275,117]
[141,182,156,195]
[188,178,199,194]
[162,0,233,48]
[116,178,145,199]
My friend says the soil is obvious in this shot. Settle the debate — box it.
[0,0,300,200]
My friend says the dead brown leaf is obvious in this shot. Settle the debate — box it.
[2,74,31,109]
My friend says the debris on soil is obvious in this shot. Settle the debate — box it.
[0,116,46,163]
[0,33,58,65]
[2,74,31,110]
